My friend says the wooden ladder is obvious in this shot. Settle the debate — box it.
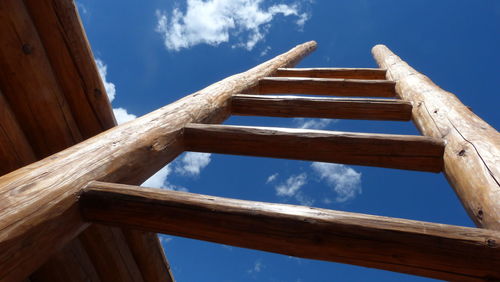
[1,41,499,281]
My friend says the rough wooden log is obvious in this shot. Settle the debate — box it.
[184,124,444,172]
[0,91,36,175]
[0,41,316,281]
[0,0,81,158]
[256,77,396,97]
[231,94,412,121]
[373,45,500,230]
[24,0,117,138]
[80,182,500,281]
[274,68,387,80]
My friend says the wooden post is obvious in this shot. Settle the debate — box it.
[80,182,500,281]
[0,41,316,281]
[373,45,500,230]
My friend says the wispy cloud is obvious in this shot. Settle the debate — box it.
[311,162,362,203]
[155,0,310,51]
[175,152,212,177]
[265,172,279,183]
[247,259,264,274]
[275,173,307,197]
[294,118,337,130]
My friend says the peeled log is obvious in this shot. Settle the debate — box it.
[0,41,316,282]
[373,45,500,230]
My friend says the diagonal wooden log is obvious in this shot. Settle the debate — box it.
[0,41,317,281]
[80,182,500,282]
[373,45,500,230]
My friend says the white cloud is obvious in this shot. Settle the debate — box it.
[112,107,137,124]
[159,235,173,244]
[265,173,278,183]
[95,58,138,125]
[294,118,337,130]
[275,173,307,197]
[175,152,212,176]
[156,0,310,51]
[248,259,264,274]
[311,162,362,203]
[95,59,116,103]
[143,165,172,188]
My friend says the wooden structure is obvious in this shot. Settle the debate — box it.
[0,0,499,281]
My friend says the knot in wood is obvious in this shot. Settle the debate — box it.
[487,239,497,248]
[22,43,33,54]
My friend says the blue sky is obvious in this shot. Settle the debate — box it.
[77,1,500,281]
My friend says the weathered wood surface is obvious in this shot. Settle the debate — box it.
[0,41,316,282]
[231,94,412,121]
[0,91,37,175]
[274,68,387,80]
[373,45,500,230]
[184,124,444,172]
[24,0,117,138]
[80,182,500,281]
[256,77,396,97]
[0,0,82,158]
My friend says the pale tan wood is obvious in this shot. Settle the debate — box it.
[274,67,387,80]
[0,0,82,158]
[30,239,101,282]
[81,182,500,281]
[231,94,412,121]
[0,91,37,175]
[184,124,444,172]
[373,45,500,230]
[0,41,316,282]
[24,0,117,137]
[256,77,396,97]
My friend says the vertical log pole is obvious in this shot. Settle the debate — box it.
[373,45,500,230]
[0,41,316,282]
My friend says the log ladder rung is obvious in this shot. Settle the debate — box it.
[274,67,387,80]
[231,94,412,121]
[255,77,397,97]
[80,181,500,282]
[183,123,445,172]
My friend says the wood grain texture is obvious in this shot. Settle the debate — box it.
[80,182,500,281]
[231,94,412,121]
[274,68,387,80]
[24,0,116,138]
[0,41,316,281]
[256,77,396,97]
[0,0,82,158]
[30,239,101,282]
[0,91,36,175]
[184,124,444,172]
[373,45,500,230]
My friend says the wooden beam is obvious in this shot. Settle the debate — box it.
[80,182,500,281]
[274,68,387,80]
[231,94,412,121]
[0,91,36,175]
[0,0,82,158]
[256,77,396,97]
[184,124,444,172]
[0,41,316,282]
[373,45,500,230]
[24,0,117,138]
